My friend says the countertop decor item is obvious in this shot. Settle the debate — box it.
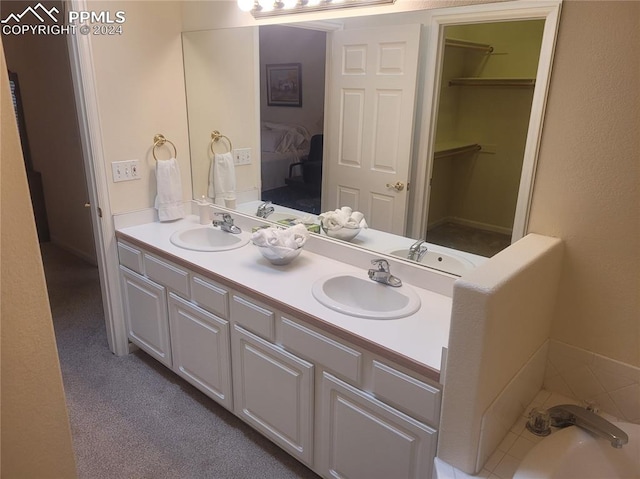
[251,223,309,265]
[319,206,367,242]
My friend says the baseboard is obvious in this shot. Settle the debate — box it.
[50,236,97,266]
[428,216,512,237]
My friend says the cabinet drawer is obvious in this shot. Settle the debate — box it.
[371,360,441,425]
[117,242,144,274]
[280,317,362,384]
[230,294,275,341]
[191,275,229,319]
[143,253,190,297]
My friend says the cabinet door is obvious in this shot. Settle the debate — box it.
[318,372,437,479]
[120,266,171,367]
[231,325,314,466]
[168,293,232,410]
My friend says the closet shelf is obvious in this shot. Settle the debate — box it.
[434,141,481,159]
[444,38,494,53]
[448,77,536,88]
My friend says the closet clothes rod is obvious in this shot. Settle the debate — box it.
[434,144,481,159]
[444,38,494,53]
[448,78,536,87]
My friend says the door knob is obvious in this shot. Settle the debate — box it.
[386,181,405,191]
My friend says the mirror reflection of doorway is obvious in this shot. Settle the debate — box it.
[426,20,545,257]
[258,25,326,215]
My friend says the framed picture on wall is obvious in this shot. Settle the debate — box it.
[266,63,302,107]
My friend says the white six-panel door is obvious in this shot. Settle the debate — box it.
[324,24,421,235]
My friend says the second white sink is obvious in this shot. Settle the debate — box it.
[388,248,475,275]
[311,273,421,319]
[170,225,250,252]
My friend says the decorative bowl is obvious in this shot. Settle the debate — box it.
[256,245,302,265]
[321,225,361,242]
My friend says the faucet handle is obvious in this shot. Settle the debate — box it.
[371,259,390,272]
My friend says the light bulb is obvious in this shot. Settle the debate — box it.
[307,0,321,5]
[282,0,297,8]
[258,0,274,11]
[237,0,255,11]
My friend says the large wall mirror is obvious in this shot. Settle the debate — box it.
[182,0,562,276]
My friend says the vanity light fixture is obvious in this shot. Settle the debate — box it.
[238,0,396,18]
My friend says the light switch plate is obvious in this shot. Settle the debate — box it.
[112,160,140,182]
[233,148,251,166]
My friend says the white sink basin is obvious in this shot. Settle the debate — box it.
[388,249,475,275]
[170,225,250,252]
[514,421,640,479]
[311,273,421,319]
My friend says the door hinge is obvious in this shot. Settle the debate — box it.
[97,207,103,218]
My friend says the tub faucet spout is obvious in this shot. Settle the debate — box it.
[547,404,628,448]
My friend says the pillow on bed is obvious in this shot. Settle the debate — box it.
[261,128,285,153]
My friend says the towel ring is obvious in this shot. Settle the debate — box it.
[153,134,177,161]
[210,130,233,155]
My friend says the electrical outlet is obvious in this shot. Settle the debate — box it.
[112,160,141,182]
[233,148,251,166]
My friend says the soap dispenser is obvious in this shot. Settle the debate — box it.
[197,196,211,225]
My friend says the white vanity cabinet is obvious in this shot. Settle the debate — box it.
[116,236,442,479]
[231,323,314,466]
[120,266,172,367]
[277,315,441,479]
[117,241,233,409]
[318,372,437,479]
[168,293,232,410]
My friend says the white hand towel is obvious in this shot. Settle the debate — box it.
[154,158,184,222]
[208,152,236,206]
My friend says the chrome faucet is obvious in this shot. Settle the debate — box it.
[368,259,402,287]
[547,404,629,448]
[408,240,428,261]
[256,201,275,219]
[212,212,241,234]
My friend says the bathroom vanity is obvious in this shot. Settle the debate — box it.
[115,208,454,479]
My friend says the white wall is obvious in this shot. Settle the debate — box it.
[89,0,191,215]
[528,0,639,367]
[1,41,77,479]
[182,27,261,201]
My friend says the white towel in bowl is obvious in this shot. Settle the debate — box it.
[208,152,236,206]
[154,158,184,222]
[251,224,309,250]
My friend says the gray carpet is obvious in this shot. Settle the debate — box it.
[41,243,321,479]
